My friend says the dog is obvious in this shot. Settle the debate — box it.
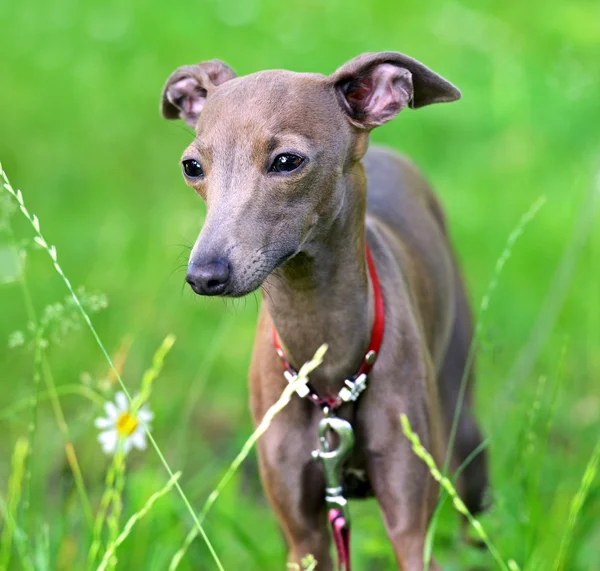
[161,52,488,570]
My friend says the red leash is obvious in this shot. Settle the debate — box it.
[329,509,352,571]
[273,245,385,571]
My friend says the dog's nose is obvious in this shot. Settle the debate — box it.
[186,258,230,296]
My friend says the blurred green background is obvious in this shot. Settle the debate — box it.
[1,0,599,569]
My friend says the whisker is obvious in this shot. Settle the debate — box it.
[169,122,196,139]
[260,285,276,309]
[169,264,189,280]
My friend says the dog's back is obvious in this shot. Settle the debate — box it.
[364,146,455,366]
[364,144,488,513]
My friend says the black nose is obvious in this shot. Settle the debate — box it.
[186,258,230,296]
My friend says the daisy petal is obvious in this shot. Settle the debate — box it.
[130,429,147,451]
[98,430,118,454]
[104,402,118,420]
[94,417,114,429]
[115,391,129,412]
[138,408,154,423]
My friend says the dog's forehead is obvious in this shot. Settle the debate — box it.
[198,70,337,132]
[220,69,327,102]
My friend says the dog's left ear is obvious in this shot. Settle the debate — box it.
[330,52,461,129]
[161,59,237,127]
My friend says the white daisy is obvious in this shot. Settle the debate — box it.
[95,391,153,455]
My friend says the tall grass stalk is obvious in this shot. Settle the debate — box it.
[97,472,182,571]
[553,438,600,571]
[0,163,224,571]
[400,415,518,571]
[0,385,105,420]
[502,167,600,407]
[4,207,94,530]
[169,344,328,571]
[287,555,318,571]
[424,196,546,568]
[98,335,175,570]
[41,354,94,528]
[423,437,489,566]
[106,450,127,571]
[131,334,176,415]
[0,438,31,571]
[87,448,124,570]
[524,346,567,561]
[0,500,34,571]
[444,194,547,475]
[21,331,42,525]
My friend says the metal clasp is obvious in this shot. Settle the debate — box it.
[338,373,367,403]
[312,414,354,522]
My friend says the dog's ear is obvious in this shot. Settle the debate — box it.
[161,59,236,127]
[330,52,461,129]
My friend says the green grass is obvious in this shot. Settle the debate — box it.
[1,0,599,569]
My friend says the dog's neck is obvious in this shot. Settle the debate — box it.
[262,166,374,395]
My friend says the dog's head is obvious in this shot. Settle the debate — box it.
[161,53,460,296]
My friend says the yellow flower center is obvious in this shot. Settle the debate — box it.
[116,412,138,437]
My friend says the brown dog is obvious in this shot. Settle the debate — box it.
[161,52,488,570]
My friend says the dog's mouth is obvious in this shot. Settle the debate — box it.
[273,249,298,270]
[224,248,298,298]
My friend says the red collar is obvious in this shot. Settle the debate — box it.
[272,245,385,411]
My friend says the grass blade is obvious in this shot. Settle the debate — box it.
[401,414,516,571]
[427,196,546,566]
[0,438,31,571]
[444,195,547,475]
[553,438,600,571]
[169,344,328,571]
[97,472,182,571]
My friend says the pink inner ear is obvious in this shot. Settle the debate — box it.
[364,64,413,125]
[167,77,207,117]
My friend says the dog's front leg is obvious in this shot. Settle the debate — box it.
[363,395,441,571]
[256,413,333,570]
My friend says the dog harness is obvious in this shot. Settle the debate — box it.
[272,245,385,571]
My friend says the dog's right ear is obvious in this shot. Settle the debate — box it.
[160,60,236,127]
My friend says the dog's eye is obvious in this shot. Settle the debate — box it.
[269,154,305,173]
[182,159,204,178]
